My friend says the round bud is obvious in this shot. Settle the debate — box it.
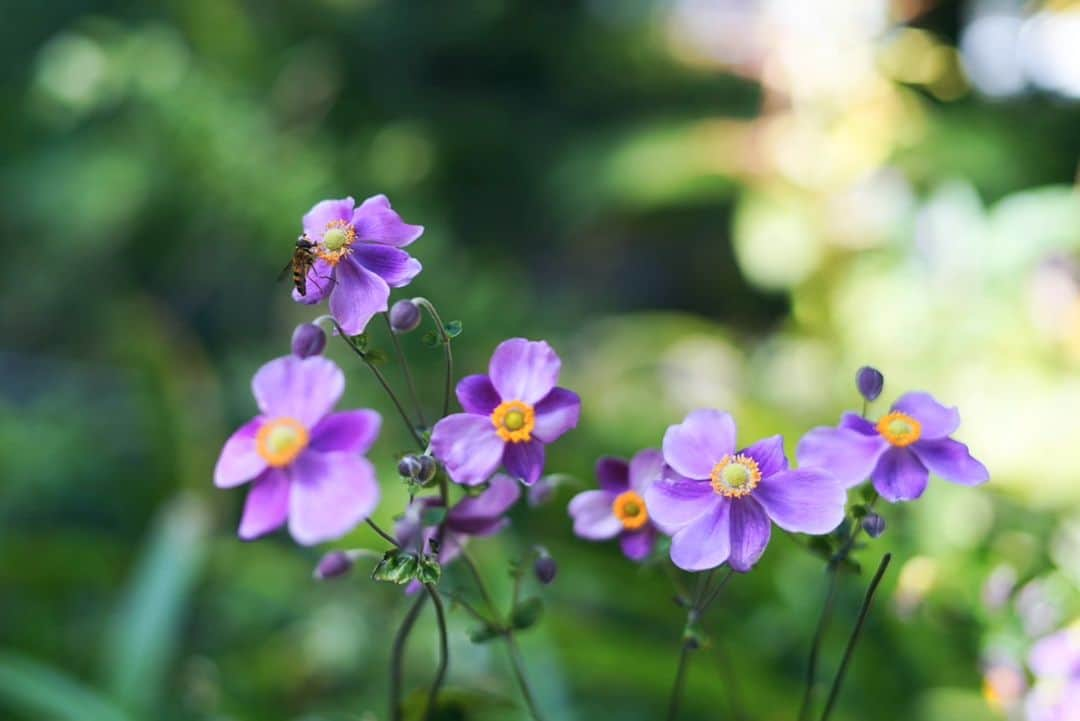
[534,554,557,585]
[855,366,884,402]
[314,550,354,580]
[416,455,438,483]
[861,512,886,539]
[291,323,326,359]
[389,300,422,334]
[398,455,422,479]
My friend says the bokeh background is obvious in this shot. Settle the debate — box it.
[4,0,1080,719]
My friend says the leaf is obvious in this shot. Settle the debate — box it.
[417,555,442,585]
[351,333,369,350]
[510,597,544,631]
[420,507,447,527]
[0,651,135,721]
[468,624,503,644]
[860,485,879,504]
[421,331,440,348]
[443,320,463,338]
[372,549,421,585]
[365,348,389,365]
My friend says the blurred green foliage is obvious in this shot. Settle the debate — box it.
[4,1,1080,720]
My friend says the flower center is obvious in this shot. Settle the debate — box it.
[315,220,357,265]
[255,417,309,467]
[491,400,535,443]
[876,411,922,447]
[709,454,762,498]
[612,490,649,530]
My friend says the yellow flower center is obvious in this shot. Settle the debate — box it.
[876,411,922,447]
[612,490,649,530]
[315,219,357,265]
[255,417,309,467]
[491,400,535,443]
[709,454,762,498]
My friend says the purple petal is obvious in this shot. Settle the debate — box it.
[595,457,630,493]
[1030,629,1080,677]
[430,413,505,486]
[871,447,930,502]
[287,452,380,545]
[302,197,355,242]
[753,468,846,534]
[351,244,422,288]
[645,475,718,530]
[447,474,521,533]
[291,257,336,304]
[310,410,381,455]
[252,355,344,428]
[620,526,656,562]
[911,437,989,486]
[740,435,788,479]
[795,426,888,488]
[568,489,622,540]
[892,392,961,439]
[503,441,546,485]
[628,448,665,493]
[727,498,771,572]
[238,469,290,540]
[215,417,267,488]
[662,409,737,480]
[532,387,581,443]
[329,256,391,336]
[840,412,877,435]
[488,338,561,405]
[456,375,500,415]
[670,500,732,572]
[394,497,440,552]
[351,194,424,247]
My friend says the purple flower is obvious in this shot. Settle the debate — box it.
[796,391,989,502]
[568,449,667,562]
[1027,626,1080,721]
[644,410,846,572]
[295,195,424,335]
[214,355,381,545]
[395,474,521,591]
[430,338,581,486]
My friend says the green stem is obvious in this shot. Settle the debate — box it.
[422,584,450,721]
[383,312,427,428]
[390,591,428,721]
[505,630,549,721]
[819,553,893,721]
[413,297,454,418]
[366,518,400,547]
[798,568,838,721]
[459,549,499,617]
[665,572,711,721]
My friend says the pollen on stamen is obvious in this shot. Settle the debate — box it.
[491,400,535,443]
[876,411,922,447]
[256,417,310,467]
[612,490,649,530]
[316,220,358,265]
[709,454,762,498]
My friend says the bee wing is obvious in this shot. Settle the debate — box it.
[276,260,294,282]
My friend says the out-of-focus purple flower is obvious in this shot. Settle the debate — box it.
[645,410,846,572]
[568,450,667,562]
[294,195,424,335]
[214,355,381,545]
[796,391,989,502]
[983,564,1018,611]
[1027,626,1080,721]
[981,660,1027,714]
[855,366,884,402]
[314,550,355,580]
[430,338,581,486]
[291,323,326,358]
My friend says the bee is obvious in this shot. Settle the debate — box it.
[278,234,319,296]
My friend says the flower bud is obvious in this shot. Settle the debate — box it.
[389,300,422,334]
[855,366,884,402]
[534,550,557,585]
[861,512,886,538]
[416,455,438,483]
[291,323,326,358]
[398,455,422,479]
[314,550,354,580]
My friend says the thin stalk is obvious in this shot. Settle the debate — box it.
[413,298,454,418]
[390,592,428,721]
[459,549,499,617]
[332,321,425,449]
[383,312,427,428]
[366,518,400,547]
[422,584,450,721]
[798,568,839,721]
[819,553,893,721]
[506,630,549,721]
[665,572,708,721]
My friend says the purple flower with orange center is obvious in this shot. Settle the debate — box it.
[214,355,381,545]
[430,338,581,486]
[796,391,989,502]
[294,195,424,335]
[644,410,846,572]
[568,449,667,561]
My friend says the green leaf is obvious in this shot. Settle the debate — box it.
[417,555,442,585]
[510,597,544,631]
[421,331,440,348]
[351,333,369,350]
[420,506,447,527]
[0,651,135,721]
[372,549,421,585]
[468,623,504,644]
[443,320,463,338]
[860,486,879,504]
[365,348,389,365]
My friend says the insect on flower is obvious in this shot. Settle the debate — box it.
[277,234,329,297]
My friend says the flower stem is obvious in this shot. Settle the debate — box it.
[390,591,428,721]
[665,568,727,721]
[332,320,425,449]
[422,584,450,721]
[382,312,427,428]
[819,553,892,721]
[798,568,838,721]
[413,297,454,419]
[505,630,549,721]
[366,518,400,547]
